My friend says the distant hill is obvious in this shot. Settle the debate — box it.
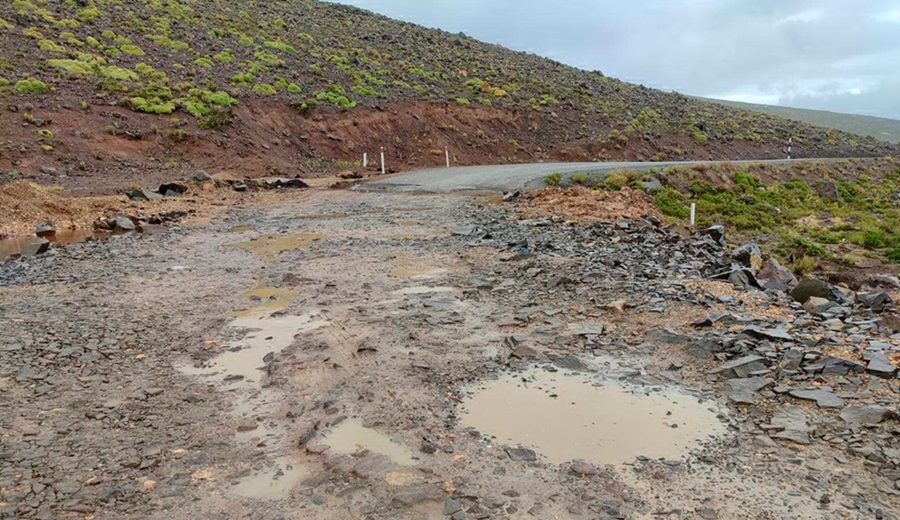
[0,0,897,193]
[699,98,900,144]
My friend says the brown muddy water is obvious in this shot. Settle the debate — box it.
[461,368,727,465]
[0,229,109,259]
[320,419,417,466]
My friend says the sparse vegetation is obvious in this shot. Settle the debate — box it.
[544,173,562,187]
[15,78,49,93]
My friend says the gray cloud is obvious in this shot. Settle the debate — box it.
[331,0,900,119]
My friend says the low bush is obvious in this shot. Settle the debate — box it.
[15,78,49,93]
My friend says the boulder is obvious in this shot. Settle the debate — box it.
[732,243,762,270]
[757,258,797,292]
[858,291,892,313]
[790,278,831,303]
[158,182,188,197]
[126,188,163,201]
[112,216,136,231]
[35,223,56,238]
[725,377,771,404]
[190,170,213,182]
[701,225,725,246]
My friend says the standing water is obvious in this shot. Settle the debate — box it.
[461,368,726,465]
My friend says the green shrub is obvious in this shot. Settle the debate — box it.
[47,58,95,76]
[691,127,708,144]
[263,40,296,53]
[99,66,137,81]
[85,35,101,48]
[254,52,283,66]
[75,6,102,23]
[230,72,254,85]
[0,78,9,87]
[198,106,233,130]
[252,83,277,96]
[571,173,588,185]
[37,129,53,139]
[213,50,234,62]
[352,84,377,96]
[887,248,900,263]
[454,97,470,106]
[314,85,356,108]
[202,90,237,106]
[130,97,175,114]
[15,78,49,93]
[654,187,690,219]
[194,57,214,68]
[120,43,145,56]
[286,83,302,94]
[0,17,13,31]
[544,173,562,187]
[38,39,66,53]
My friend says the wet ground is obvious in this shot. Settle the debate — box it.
[1,187,897,519]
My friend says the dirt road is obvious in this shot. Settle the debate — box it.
[1,185,898,519]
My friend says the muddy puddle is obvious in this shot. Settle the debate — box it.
[235,285,302,317]
[320,419,416,466]
[0,228,111,259]
[231,458,309,499]
[461,368,726,465]
[233,232,323,261]
[181,312,329,387]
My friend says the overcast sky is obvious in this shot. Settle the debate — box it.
[332,0,900,120]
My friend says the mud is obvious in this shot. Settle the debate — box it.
[1,186,897,520]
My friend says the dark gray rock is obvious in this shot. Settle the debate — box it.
[701,225,725,246]
[712,355,768,379]
[791,278,831,303]
[35,223,55,238]
[858,292,892,313]
[126,188,163,201]
[191,170,213,182]
[788,388,845,408]
[863,351,897,378]
[839,405,893,425]
[743,326,793,342]
[112,216,136,231]
[756,258,797,292]
[725,377,771,404]
[505,447,537,462]
[731,243,762,270]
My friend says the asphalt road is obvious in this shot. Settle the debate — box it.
[362,158,835,192]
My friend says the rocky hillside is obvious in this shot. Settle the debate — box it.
[0,0,896,193]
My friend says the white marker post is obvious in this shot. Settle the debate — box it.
[380,147,386,175]
[690,203,697,227]
[363,152,368,169]
[787,134,793,160]
[445,147,450,168]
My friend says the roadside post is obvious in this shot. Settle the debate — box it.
[690,203,697,227]
[363,152,368,169]
[380,147,386,175]
[445,147,450,168]
[787,134,793,160]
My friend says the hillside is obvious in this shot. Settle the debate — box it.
[0,0,896,194]
[700,97,900,144]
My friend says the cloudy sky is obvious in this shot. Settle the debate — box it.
[332,0,900,120]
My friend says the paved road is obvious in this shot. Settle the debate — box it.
[362,158,836,192]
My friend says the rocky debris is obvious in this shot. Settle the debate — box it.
[570,460,599,476]
[338,170,362,179]
[858,291,892,313]
[502,190,521,202]
[863,350,897,378]
[35,223,56,238]
[712,355,768,379]
[701,225,725,246]
[767,406,812,444]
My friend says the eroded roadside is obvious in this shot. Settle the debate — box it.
[1,187,897,519]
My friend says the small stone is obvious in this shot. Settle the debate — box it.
[732,243,762,270]
[570,460,598,476]
[804,297,836,315]
[791,278,832,304]
[505,447,537,462]
[725,377,771,404]
[701,225,725,245]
